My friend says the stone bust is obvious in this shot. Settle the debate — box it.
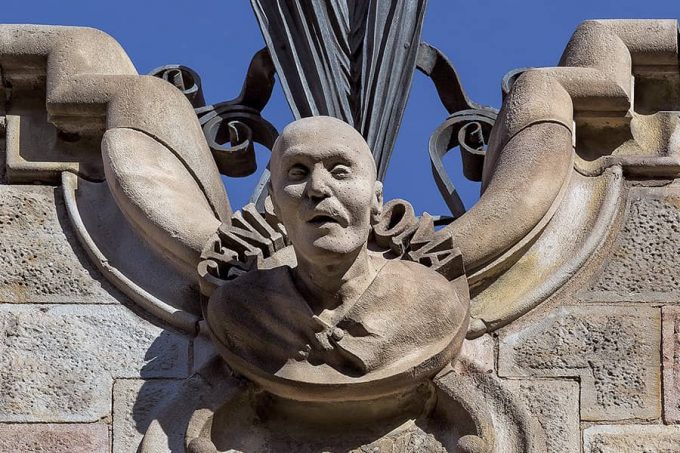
[205,116,468,402]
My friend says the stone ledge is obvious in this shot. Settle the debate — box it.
[583,424,680,452]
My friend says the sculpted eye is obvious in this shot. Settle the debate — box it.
[288,164,308,181]
[331,164,351,179]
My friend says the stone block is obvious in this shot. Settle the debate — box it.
[0,185,118,303]
[0,304,189,422]
[585,190,680,302]
[506,379,580,453]
[499,305,661,421]
[583,424,680,452]
[663,306,680,423]
[0,423,109,453]
[113,379,184,453]
[0,127,6,183]
[505,379,581,453]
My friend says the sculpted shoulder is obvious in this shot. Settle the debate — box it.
[345,258,467,348]
[206,266,298,332]
[374,258,465,313]
[209,266,293,303]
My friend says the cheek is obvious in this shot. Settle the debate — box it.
[275,184,304,220]
[337,181,374,224]
[280,184,305,203]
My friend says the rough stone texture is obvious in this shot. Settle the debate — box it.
[0,304,189,422]
[0,20,679,453]
[454,334,495,374]
[113,379,184,453]
[586,191,680,301]
[663,306,680,423]
[499,305,661,421]
[583,424,680,452]
[0,423,109,453]
[507,379,580,453]
[0,118,6,183]
[0,185,118,303]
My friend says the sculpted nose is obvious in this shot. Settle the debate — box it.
[306,170,331,201]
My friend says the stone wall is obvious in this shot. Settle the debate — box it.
[0,181,209,451]
[487,181,680,452]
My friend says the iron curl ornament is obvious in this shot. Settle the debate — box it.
[151,12,497,221]
[150,49,280,207]
[429,109,497,218]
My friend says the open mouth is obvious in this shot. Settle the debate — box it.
[307,214,340,226]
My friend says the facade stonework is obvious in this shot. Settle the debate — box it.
[1,14,680,453]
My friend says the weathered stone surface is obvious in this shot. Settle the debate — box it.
[0,423,109,453]
[0,185,118,303]
[113,379,184,453]
[507,380,580,452]
[663,306,680,423]
[138,362,239,453]
[586,191,680,301]
[0,120,6,183]
[499,305,661,421]
[454,334,495,374]
[583,424,680,452]
[0,304,189,422]
[435,370,548,452]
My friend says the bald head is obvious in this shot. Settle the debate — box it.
[267,116,383,265]
[271,116,376,182]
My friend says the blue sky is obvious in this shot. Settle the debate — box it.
[3,1,678,216]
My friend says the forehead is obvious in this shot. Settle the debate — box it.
[278,142,361,163]
[270,118,376,177]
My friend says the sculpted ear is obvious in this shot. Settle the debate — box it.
[371,181,383,225]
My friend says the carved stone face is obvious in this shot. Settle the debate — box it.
[270,116,382,264]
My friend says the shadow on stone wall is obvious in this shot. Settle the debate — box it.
[131,356,238,453]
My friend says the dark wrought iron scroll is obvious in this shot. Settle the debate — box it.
[416,42,498,219]
[150,48,279,183]
[149,64,206,108]
[428,109,497,218]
